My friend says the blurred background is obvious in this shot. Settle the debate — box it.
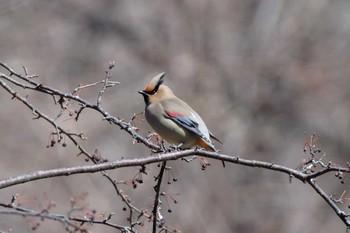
[1,0,350,232]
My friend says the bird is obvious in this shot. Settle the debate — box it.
[138,72,224,166]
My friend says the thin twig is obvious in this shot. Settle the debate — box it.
[308,179,350,228]
[72,80,119,95]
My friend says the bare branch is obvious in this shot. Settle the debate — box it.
[152,162,167,233]
[0,202,134,232]
[1,62,350,231]
[308,179,350,228]
[0,61,160,151]
[0,61,161,231]
[0,78,93,160]
[0,149,348,189]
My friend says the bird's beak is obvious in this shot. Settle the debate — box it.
[138,90,149,105]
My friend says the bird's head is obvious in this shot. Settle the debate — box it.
[139,72,174,105]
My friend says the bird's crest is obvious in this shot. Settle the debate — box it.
[143,72,165,94]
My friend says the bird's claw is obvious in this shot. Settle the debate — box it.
[169,143,183,151]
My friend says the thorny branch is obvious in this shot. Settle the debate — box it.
[307,180,350,227]
[0,61,160,150]
[0,195,135,233]
[1,62,350,231]
[0,61,161,231]
[0,149,349,190]
[0,149,349,229]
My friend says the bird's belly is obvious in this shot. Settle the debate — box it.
[145,110,196,147]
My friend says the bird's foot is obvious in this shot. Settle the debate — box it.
[194,146,204,151]
[169,143,183,152]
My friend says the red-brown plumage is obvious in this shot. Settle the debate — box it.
[165,111,184,118]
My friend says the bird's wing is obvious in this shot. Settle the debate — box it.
[161,98,208,140]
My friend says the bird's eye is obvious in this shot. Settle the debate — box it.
[149,90,157,95]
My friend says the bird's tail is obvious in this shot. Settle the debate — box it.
[197,138,225,167]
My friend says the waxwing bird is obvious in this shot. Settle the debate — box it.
[138,73,224,166]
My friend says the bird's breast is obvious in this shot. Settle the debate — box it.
[145,104,197,147]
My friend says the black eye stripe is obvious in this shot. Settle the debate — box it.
[145,90,157,95]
